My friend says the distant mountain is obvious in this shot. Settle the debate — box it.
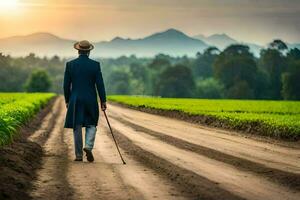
[288,43,300,49]
[0,29,208,58]
[194,33,237,49]
[0,29,298,58]
[243,43,264,56]
[0,32,75,57]
[95,29,208,57]
[194,33,263,56]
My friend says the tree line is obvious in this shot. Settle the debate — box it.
[0,39,299,100]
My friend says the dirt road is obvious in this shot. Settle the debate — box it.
[28,97,300,200]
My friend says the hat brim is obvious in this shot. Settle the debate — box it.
[74,42,94,51]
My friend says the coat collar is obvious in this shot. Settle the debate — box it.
[79,54,89,59]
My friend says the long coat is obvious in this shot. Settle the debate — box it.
[63,55,106,129]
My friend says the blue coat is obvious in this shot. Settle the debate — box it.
[63,55,106,129]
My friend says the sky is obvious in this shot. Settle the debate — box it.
[0,0,300,44]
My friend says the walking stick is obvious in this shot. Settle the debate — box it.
[103,110,126,165]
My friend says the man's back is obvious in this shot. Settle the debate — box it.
[63,54,106,128]
[64,55,106,103]
[67,55,98,98]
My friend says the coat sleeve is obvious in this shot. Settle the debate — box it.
[95,62,107,103]
[63,62,72,104]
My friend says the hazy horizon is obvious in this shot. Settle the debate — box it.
[0,29,262,45]
[1,0,300,45]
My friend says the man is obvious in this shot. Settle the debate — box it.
[63,40,107,162]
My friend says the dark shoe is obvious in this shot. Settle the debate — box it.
[83,148,94,162]
[74,157,83,161]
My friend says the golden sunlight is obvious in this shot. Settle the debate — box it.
[0,0,19,9]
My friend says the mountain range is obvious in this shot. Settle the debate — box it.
[194,33,238,50]
[194,34,269,56]
[0,29,299,58]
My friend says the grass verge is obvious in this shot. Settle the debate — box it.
[0,93,56,146]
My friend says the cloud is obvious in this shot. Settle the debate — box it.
[3,0,300,43]
[20,0,300,15]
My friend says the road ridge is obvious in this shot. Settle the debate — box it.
[29,96,61,145]
[108,127,246,200]
[109,114,300,190]
[30,97,75,200]
[26,99,299,200]
[108,104,299,171]
[96,123,190,199]
[106,108,300,200]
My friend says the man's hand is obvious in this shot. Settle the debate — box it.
[101,102,107,111]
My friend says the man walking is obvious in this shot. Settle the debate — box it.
[63,40,107,162]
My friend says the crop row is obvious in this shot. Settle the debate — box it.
[0,93,55,146]
[108,95,300,140]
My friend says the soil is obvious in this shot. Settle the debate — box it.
[109,114,300,190]
[0,97,57,200]
[1,97,299,200]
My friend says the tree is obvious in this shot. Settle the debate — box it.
[130,62,147,80]
[147,54,172,95]
[106,70,130,94]
[157,65,195,98]
[0,53,28,92]
[259,40,288,99]
[148,54,171,71]
[193,47,220,79]
[213,45,257,99]
[196,78,224,99]
[227,81,255,99]
[282,49,300,100]
[129,63,148,95]
[24,69,52,92]
[254,70,270,99]
[281,72,300,100]
[269,39,288,51]
[287,48,300,63]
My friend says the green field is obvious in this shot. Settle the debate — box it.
[108,96,300,140]
[0,93,55,146]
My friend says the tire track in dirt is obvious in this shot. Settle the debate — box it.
[28,97,194,200]
[63,111,191,199]
[95,122,190,199]
[110,114,300,190]
[107,116,300,200]
[29,96,61,145]
[63,114,196,199]
[108,104,300,174]
[106,126,244,200]
[29,97,74,200]
[64,127,145,200]
[27,99,300,200]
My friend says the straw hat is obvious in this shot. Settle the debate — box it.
[74,40,94,51]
